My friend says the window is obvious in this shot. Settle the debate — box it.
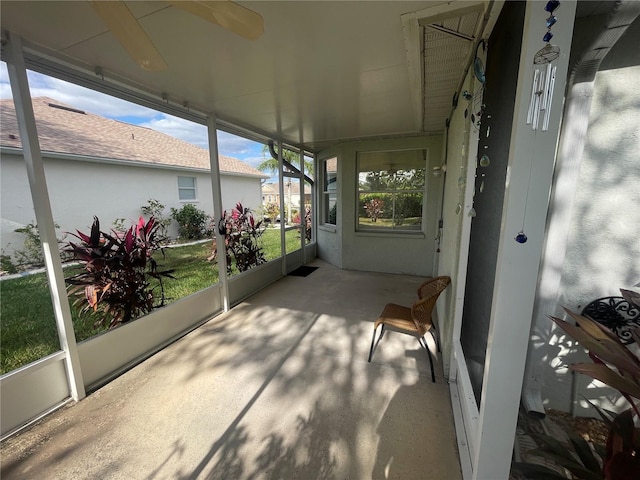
[322,157,337,225]
[357,149,426,232]
[177,176,197,201]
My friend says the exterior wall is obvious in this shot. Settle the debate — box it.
[219,174,263,213]
[539,64,640,414]
[321,135,442,277]
[0,152,262,255]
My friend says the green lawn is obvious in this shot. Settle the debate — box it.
[358,217,422,228]
[0,226,303,374]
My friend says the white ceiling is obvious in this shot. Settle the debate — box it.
[0,1,492,152]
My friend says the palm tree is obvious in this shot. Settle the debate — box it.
[257,142,313,176]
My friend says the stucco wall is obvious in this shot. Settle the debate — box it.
[558,65,640,307]
[219,174,262,213]
[0,153,262,255]
[317,135,442,277]
[539,65,640,414]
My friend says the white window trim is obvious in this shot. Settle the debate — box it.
[177,175,198,202]
[322,157,338,226]
[356,149,427,233]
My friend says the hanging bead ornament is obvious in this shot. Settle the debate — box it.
[456,143,467,215]
[527,0,561,132]
[515,231,528,243]
[478,154,490,193]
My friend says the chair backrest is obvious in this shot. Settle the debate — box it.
[411,276,451,335]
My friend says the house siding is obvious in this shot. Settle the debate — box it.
[0,152,262,254]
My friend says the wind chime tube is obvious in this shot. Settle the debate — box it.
[543,65,556,131]
[527,69,540,124]
[532,68,544,130]
[541,63,552,111]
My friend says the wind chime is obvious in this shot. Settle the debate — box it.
[526,0,561,132]
[516,0,561,244]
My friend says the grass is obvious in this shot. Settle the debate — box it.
[0,226,304,375]
[358,216,421,228]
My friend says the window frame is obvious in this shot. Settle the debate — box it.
[321,157,338,226]
[177,175,197,201]
[356,149,427,233]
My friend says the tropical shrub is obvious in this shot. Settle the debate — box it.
[65,216,175,328]
[216,203,266,274]
[170,203,211,240]
[141,198,171,241]
[359,193,391,219]
[262,202,280,223]
[292,206,312,241]
[304,206,312,241]
[364,198,385,222]
[512,290,640,479]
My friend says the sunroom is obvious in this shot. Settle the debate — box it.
[1,1,639,479]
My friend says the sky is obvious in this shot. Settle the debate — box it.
[0,61,271,175]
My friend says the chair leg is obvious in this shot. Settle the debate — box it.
[368,324,385,362]
[418,336,435,382]
[431,328,440,352]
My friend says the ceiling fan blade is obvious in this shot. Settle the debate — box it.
[91,0,168,71]
[168,1,264,41]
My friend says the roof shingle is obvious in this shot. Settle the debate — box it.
[0,97,267,178]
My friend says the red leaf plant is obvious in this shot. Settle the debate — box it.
[215,203,266,274]
[65,216,175,328]
[549,305,640,479]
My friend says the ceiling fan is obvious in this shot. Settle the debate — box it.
[91,0,264,71]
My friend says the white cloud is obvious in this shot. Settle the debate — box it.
[217,131,263,157]
[1,62,157,120]
[241,155,268,170]
[0,61,270,165]
[140,116,208,149]
[29,74,158,120]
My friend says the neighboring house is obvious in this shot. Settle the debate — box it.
[261,181,311,209]
[260,182,278,205]
[0,97,268,255]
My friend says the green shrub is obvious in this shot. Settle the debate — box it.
[12,221,69,270]
[141,199,171,241]
[170,204,211,240]
[359,193,391,218]
[1,251,18,275]
[329,203,337,225]
[261,202,280,223]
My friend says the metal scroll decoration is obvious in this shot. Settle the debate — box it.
[582,296,640,345]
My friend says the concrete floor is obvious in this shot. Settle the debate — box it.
[1,260,461,480]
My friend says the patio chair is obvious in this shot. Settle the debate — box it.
[368,276,451,382]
